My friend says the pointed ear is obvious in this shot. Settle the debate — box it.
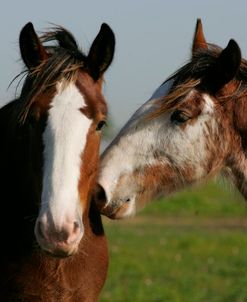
[192,18,207,54]
[87,23,115,80]
[202,39,241,93]
[19,22,48,69]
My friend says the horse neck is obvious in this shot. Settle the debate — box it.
[0,100,39,256]
[0,100,34,187]
[225,94,247,199]
[0,100,23,182]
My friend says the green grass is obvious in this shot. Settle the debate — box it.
[100,180,247,302]
[141,180,247,217]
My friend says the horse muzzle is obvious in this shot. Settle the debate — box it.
[34,217,84,257]
[93,184,135,219]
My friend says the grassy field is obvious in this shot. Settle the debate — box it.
[100,180,247,302]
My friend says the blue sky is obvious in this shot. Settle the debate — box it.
[1,0,247,128]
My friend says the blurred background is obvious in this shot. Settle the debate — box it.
[1,1,247,301]
[1,0,247,131]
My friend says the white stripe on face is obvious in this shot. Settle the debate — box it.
[41,82,91,228]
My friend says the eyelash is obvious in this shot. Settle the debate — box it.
[170,110,191,124]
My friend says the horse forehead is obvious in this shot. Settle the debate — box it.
[126,80,174,124]
[76,73,107,118]
[53,81,82,103]
[47,81,90,127]
[175,89,216,114]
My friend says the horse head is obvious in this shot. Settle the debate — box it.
[18,22,115,256]
[95,19,247,219]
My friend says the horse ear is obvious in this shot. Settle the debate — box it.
[202,39,241,93]
[87,23,115,80]
[192,18,207,54]
[19,22,48,69]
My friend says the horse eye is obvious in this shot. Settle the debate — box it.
[171,110,191,124]
[96,120,107,131]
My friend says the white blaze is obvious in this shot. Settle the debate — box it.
[41,82,91,227]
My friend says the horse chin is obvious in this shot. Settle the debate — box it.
[41,243,80,258]
[36,234,82,258]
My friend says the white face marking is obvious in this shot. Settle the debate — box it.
[100,79,174,205]
[100,89,217,215]
[41,82,91,228]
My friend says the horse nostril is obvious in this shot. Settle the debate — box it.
[95,184,106,201]
[93,184,107,210]
[73,221,80,233]
[74,221,79,229]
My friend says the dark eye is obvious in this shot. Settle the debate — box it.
[170,110,191,124]
[96,120,107,131]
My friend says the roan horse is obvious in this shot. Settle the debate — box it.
[95,19,247,219]
[0,22,115,301]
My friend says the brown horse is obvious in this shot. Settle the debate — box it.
[0,22,115,301]
[95,19,247,219]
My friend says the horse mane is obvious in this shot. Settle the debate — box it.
[17,26,87,123]
[149,43,247,119]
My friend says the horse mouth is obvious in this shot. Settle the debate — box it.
[93,184,136,219]
[101,202,133,219]
[34,215,84,258]
[42,245,79,258]
[37,239,80,258]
